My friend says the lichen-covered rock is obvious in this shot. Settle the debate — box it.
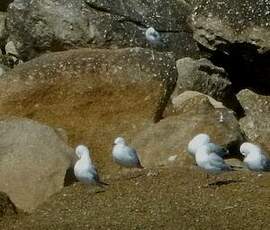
[237,89,270,153]
[0,47,177,174]
[6,0,198,60]
[190,0,270,53]
[0,117,73,212]
[133,92,243,168]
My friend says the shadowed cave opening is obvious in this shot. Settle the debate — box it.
[202,42,270,119]
[209,42,270,95]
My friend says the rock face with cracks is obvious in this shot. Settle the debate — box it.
[173,57,243,113]
[132,92,243,168]
[190,0,270,53]
[6,0,198,60]
[0,47,177,174]
[237,89,270,153]
[0,117,73,212]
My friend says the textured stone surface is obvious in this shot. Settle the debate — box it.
[0,117,73,212]
[133,92,243,168]
[6,0,198,60]
[0,47,177,174]
[166,91,226,117]
[237,89,270,153]
[173,57,243,113]
[190,0,270,53]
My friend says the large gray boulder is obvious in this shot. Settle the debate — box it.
[173,57,243,113]
[237,89,270,153]
[0,117,73,212]
[0,47,177,175]
[132,92,243,168]
[190,1,270,93]
[6,0,198,60]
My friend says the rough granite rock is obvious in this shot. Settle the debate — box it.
[6,0,198,60]
[190,0,270,53]
[0,117,73,212]
[165,91,226,117]
[0,47,177,174]
[173,57,243,114]
[132,92,243,168]
[237,89,270,153]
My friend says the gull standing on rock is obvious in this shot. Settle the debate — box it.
[188,133,228,158]
[112,137,143,169]
[145,26,163,60]
[74,145,108,187]
[145,27,162,46]
[240,142,270,171]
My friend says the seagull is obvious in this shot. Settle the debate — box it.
[74,145,108,187]
[188,133,228,158]
[145,27,162,46]
[112,137,143,168]
[195,144,233,174]
[240,142,270,171]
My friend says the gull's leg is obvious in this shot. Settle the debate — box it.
[203,173,210,187]
[151,49,155,60]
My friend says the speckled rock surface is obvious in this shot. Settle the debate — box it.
[173,57,243,113]
[6,0,198,60]
[0,117,73,212]
[237,89,270,153]
[132,92,243,168]
[0,47,177,175]
[190,0,270,53]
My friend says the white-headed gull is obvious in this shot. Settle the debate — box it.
[112,137,143,168]
[188,133,228,158]
[74,145,108,187]
[145,27,162,46]
[240,142,270,171]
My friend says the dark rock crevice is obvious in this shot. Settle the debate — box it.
[209,43,270,96]
[0,0,13,12]
[199,42,270,118]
